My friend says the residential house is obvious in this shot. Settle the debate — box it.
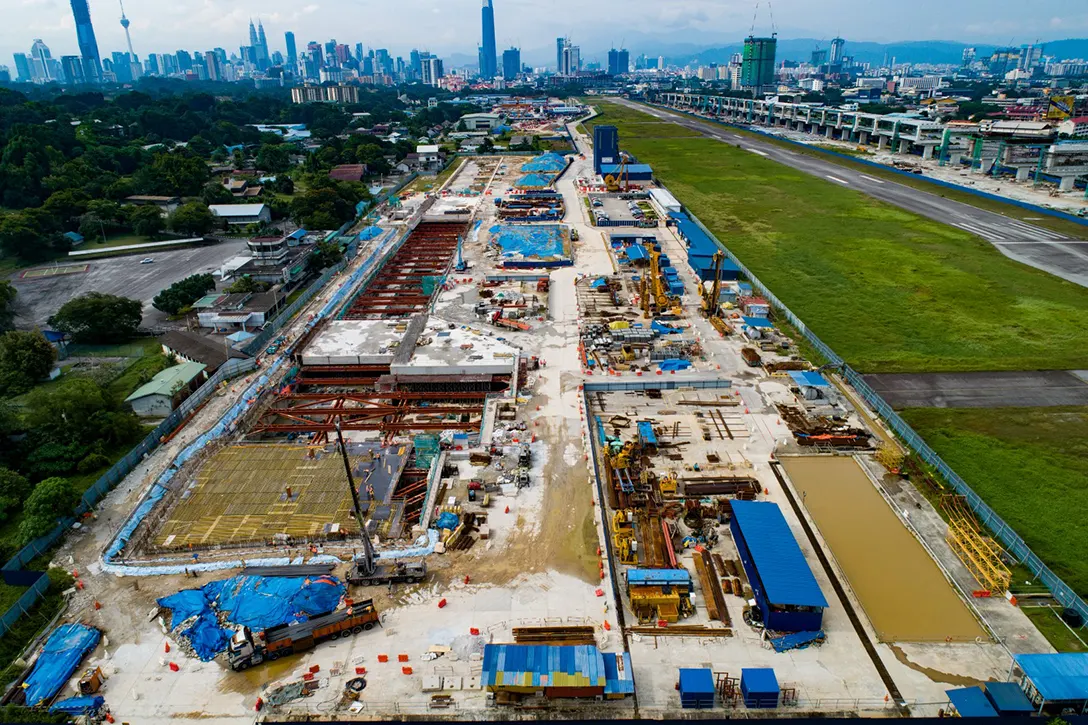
[125,361,207,417]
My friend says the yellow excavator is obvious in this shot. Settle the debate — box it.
[612,510,637,564]
[603,154,630,192]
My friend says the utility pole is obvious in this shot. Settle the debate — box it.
[334,418,366,535]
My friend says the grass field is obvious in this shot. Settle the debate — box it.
[587,101,1088,373]
[403,157,467,195]
[634,101,1088,241]
[900,406,1088,599]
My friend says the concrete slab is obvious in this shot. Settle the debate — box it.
[863,371,1088,408]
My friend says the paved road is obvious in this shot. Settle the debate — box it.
[10,240,250,328]
[863,371,1088,408]
[616,98,1088,288]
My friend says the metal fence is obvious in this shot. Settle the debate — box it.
[0,575,51,639]
[680,208,1088,623]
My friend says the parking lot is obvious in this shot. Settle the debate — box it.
[9,240,250,329]
[588,193,650,224]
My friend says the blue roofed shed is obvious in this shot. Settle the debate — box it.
[482,644,633,698]
[626,244,648,263]
[946,687,998,717]
[1014,653,1088,710]
[602,652,635,697]
[730,500,827,632]
[742,316,775,329]
[600,163,653,181]
[678,668,715,709]
[983,682,1035,715]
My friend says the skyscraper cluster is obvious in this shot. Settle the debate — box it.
[557,37,581,76]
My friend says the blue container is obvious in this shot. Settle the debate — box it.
[740,668,779,709]
[678,668,715,709]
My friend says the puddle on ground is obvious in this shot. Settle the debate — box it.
[889,644,985,687]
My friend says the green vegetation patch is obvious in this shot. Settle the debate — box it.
[900,406,1088,599]
[588,102,1088,373]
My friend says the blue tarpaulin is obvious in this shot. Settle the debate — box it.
[590,278,608,289]
[158,575,346,661]
[490,225,567,260]
[637,421,658,448]
[787,371,829,388]
[627,244,648,262]
[50,695,105,715]
[358,225,383,241]
[658,359,692,371]
[651,320,681,335]
[515,173,555,188]
[23,624,101,707]
[520,152,568,173]
[768,630,825,652]
[435,511,460,530]
[742,316,774,329]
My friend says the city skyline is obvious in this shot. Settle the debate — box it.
[2,0,1088,70]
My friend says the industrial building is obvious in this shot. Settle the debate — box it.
[730,500,828,632]
[208,203,271,226]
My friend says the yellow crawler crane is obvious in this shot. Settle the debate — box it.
[611,510,637,565]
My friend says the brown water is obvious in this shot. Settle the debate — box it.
[781,456,985,643]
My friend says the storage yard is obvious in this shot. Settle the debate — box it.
[8,102,1087,724]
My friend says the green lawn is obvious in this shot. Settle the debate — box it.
[588,101,1088,373]
[900,407,1088,599]
[403,157,466,195]
[78,232,156,250]
[1022,606,1088,653]
[630,101,1088,241]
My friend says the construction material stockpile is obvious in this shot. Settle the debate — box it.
[21,623,101,707]
[157,574,346,661]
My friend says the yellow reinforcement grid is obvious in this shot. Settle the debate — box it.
[154,445,363,548]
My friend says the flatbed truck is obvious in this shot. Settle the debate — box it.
[227,600,379,670]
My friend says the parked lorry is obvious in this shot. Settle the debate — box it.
[227,600,379,670]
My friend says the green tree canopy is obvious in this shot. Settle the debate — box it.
[128,204,166,238]
[169,201,216,236]
[152,273,215,315]
[49,292,142,343]
[20,476,80,543]
[0,280,15,331]
[0,330,56,394]
[0,468,31,522]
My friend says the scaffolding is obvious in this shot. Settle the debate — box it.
[941,494,1011,595]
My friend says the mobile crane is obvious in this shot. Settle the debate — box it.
[333,420,428,588]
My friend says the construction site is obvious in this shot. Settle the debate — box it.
[9,109,1086,724]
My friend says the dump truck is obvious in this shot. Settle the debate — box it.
[227,600,379,670]
[741,347,762,368]
[347,529,427,586]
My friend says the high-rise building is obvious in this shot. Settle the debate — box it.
[410,49,422,79]
[257,19,269,66]
[502,47,520,81]
[376,49,392,75]
[829,37,845,65]
[1019,44,1043,72]
[285,32,297,64]
[420,53,443,86]
[556,37,565,72]
[61,55,84,84]
[69,0,102,81]
[13,53,32,82]
[561,44,580,76]
[607,48,629,76]
[109,50,130,82]
[811,49,827,67]
[249,21,259,52]
[741,35,776,89]
[962,47,976,67]
[479,0,497,79]
[204,50,220,81]
[31,39,54,82]
[0,67,10,83]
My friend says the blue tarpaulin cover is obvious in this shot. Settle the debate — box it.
[158,575,345,661]
[742,316,774,329]
[947,686,999,717]
[515,173,555,188]
[490,225,566,259]
[435,511,460,531]
[768,630,825,653]
[983,682,1035,714]
[627,244,648,262]
[520,152,568,173]
[787,371,829,388]
[658,359,692,372]
[358,225,383,241]
[23,624,101,707]
[651,320,681,335]
[590,278,608,289]
[49,695,105,715]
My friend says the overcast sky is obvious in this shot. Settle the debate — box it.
[5,0,1088,66]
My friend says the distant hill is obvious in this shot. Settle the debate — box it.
[671,38,1088,68]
